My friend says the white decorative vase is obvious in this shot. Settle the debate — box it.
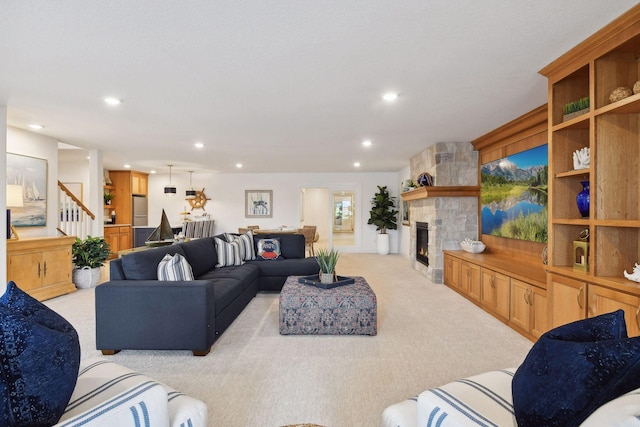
[73,266,101,289]
[319,271,334,284]
[377,233,390,255]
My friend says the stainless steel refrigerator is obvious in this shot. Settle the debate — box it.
[132,195,148,226]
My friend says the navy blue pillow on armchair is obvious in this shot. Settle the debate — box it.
[0,281,81,426]
[512,310,640,427]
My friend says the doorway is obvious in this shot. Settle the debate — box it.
[332,192,355,247]
[300,187,357,250]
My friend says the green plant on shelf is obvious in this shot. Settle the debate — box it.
[563,96,590,115]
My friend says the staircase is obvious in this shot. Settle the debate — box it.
[58,181,95,239]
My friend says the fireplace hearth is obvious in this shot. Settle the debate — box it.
[416,222,429,266]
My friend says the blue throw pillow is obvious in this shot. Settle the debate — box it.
[512,310,640,427]
[0,281,81,426]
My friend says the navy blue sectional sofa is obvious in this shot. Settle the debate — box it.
[96,233,319,356]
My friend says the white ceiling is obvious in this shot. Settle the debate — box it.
[1,1,637,175]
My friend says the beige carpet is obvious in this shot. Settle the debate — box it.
[45,253,533,427]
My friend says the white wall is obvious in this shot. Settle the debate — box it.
[58,156,90,204]
[148,171,401,253]
[7,126,60,238]
[301,187,330,244]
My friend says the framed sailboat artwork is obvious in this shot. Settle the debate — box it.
[6,153,47,227]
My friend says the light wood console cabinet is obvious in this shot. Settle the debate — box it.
[443,251,547,341]
[7,236,76,301]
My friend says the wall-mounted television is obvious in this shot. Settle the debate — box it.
[481,144,548,243]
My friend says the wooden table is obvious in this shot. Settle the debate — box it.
[253,228,299,235]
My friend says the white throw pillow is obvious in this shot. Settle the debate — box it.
[214,238,244,267]
[157,253,194,281]
[225,231,256,261]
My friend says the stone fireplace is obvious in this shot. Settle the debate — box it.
[408,142,478,283]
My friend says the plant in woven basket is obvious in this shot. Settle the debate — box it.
[316,248,340,275]
[72,236,111,268]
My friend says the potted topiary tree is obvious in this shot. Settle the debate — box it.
[72,235,111,288]
[368,185,399,255]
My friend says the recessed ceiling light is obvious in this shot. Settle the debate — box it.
[104,97,122,106]
[382,92,398,102]
[362,140,372,147]
[150,170,157,174]
[123,164,131,168]
[194,142,204,149]
[236,163,243,168]
[28,123,44,130]
[354,162,361,167]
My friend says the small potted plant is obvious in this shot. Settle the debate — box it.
[405,179,416,191]
[316,247,340,284]
[72,236,111,288]
[368,185,399,255]
[103,192,113,205]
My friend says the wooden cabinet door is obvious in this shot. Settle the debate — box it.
[550,273,587,328]
[8,252,42,291]
[510,279,531,332]
[480,269,510,320]
[480,268,496,309]
[588,285,640,337]
[104,228,120,257]
[460,261,480,300]
[131,172,148,195]
[494,272,511,320]
[531,287,549,339]
[444,255,460,289]
[42,247,71,287]
[118,226,131,252]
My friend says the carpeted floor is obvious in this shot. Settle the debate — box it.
[45,253,533,427]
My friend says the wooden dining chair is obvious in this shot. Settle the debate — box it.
[299,225,317,257]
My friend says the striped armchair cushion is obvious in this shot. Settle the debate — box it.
[57,358,207,427]
[416,368,517,427]
[55,380,169,427]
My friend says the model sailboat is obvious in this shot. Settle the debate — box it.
[145,209,175,247]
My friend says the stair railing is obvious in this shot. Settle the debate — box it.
[58,181,95,240]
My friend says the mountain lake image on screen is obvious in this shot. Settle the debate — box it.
[481,144,548,243]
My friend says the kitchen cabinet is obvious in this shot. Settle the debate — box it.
[104,225,132,258]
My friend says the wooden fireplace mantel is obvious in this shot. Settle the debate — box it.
[401,186,480,201]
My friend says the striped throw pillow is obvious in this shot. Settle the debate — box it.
[157,253,194,281]
[214,237,244,267]
[225,231,256,261]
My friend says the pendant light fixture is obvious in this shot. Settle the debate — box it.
[164,164,177,196]
[185,171,197,199]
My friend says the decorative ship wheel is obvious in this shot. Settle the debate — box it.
[187,188,211,211]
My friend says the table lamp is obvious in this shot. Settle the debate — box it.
[6,184,24,239]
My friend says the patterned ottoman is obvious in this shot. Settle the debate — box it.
[279,275,377,335]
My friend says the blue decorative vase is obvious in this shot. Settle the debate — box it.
[576,181,590,218]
